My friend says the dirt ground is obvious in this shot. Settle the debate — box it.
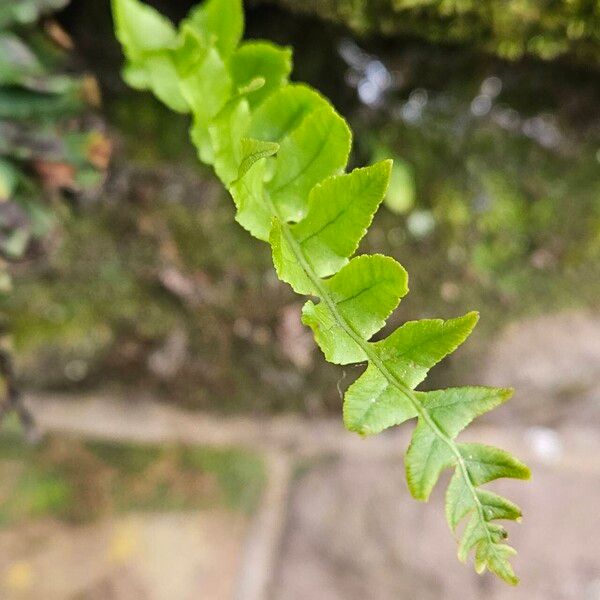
[0,512,247,599]
[1,310,599,599]
[273,441,600,600]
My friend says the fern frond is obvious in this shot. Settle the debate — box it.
[112,0,530,583]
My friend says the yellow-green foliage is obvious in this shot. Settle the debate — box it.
[112,0,531,583]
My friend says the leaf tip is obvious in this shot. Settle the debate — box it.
[379,158,394,174]
[511,455,532,481]
[465,310,480,325]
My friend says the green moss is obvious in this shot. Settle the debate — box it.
[182,447,266,513]
[86,440,164,474]
[0,428,266,524]
[0,429,31,460]
[0,467,73,525]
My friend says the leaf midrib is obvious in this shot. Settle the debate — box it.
[334,276,400,307]
[268,117,335,195]
[264,194,496,556]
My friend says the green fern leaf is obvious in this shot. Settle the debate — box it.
[248,84,326,143]
[112,0,177,61]
[111,0,188,112]
[230,156,274,240]
[290,161,392,277]
[376,312,479,388]
[267,105,351,222]
[174,26,230,119]
[301,254,408,364]
[405,387,514,500]
[342,364,417,435]
[229,42,292,107]
[209,98,251,184]
[112,0,531,583]
[185,0,243,58]
[237,138,279,179]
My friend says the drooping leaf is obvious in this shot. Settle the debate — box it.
[230,156,273,241]
[140,52,189,113]
[270,217,317,296]
[112,0,530,584]
[405,418,456,500]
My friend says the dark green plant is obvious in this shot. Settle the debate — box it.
[0,0,110,434]
[0,0,109,278]
[267,0,600,64]
[113,0,530,583]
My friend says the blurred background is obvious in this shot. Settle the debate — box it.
[0,0,599,598]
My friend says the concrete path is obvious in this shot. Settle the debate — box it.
[6,391,597,600]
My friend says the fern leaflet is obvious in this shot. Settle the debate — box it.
[112,0,530,583]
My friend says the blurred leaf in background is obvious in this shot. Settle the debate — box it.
[0,0,110,431]
[0,0,70,29]
[372,146,415,214]
[0,0,110,278]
